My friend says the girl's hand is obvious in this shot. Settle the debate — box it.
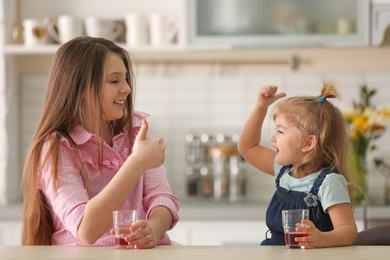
[295,219,324,248]
[126,220,157,249]
[131,119,165,172]
[257,85,286,108]
[110,220,157,249]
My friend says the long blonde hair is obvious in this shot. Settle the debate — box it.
[21,37,135,245]
[273,80,355,201]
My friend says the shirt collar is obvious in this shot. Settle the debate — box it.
[69,125,94,145]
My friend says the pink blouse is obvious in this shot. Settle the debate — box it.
[39,112,180,246]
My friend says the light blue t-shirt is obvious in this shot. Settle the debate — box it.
[275,163,351,213]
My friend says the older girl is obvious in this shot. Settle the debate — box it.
[21,36,179,248]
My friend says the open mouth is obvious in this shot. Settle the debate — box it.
[114,100,125,105]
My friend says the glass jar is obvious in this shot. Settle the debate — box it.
[185,133,201,164]
[184,166,199,197]
[208,145,238,200]
[200,166,213,198]
[229,155,245,202]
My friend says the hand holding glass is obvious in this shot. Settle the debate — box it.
[113,210,138,249]
[282,209,309,249]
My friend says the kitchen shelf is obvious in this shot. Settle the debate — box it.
[4,44,60,55]
[6,43,300,70]
[4,43,233,55]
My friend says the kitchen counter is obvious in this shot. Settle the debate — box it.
[1,245,390,260]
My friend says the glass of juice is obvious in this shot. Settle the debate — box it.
[281,209,309,249]
[113,210,139,249]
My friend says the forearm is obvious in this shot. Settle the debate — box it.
[237,103,267,154]
[148,206,173,242]
[321,225,357,247]
[316,204,358,247]
[78,155,144,244]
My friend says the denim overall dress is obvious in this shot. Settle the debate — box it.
[261,165,334,245]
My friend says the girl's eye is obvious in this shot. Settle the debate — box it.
[275,129,283,134]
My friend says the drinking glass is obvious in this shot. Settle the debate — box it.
[113,210,138,249]
[281,209,309,249]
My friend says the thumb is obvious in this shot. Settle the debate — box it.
[135,119,148,141]
[274,92,287,100]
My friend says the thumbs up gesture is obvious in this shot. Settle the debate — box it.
[131,119,165,171]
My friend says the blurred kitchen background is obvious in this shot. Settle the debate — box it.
[1,0,390,245]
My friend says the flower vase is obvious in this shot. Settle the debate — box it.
[350,152,367,204]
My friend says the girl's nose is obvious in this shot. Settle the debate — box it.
[120,83,131,94]
[270,132,276,142]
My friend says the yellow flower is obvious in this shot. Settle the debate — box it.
[343,85,390,155]
[377,108,390,117]
[354,115,369,132]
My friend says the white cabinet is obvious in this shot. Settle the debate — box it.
[187,0,371,47]
[168,220,267,245]
[168,202,368,246]
[168,201,268,245]
[168,218,367,246]
[371,0,390,46]
[0,221,22,245]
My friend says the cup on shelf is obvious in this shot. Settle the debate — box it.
[16,19,46,46]
[282,209,309,249]
[46,15,84,44]
[114,19,126,43]
[125,13,149,47]
[12,23,24,44]
[113,210,139,249]
[84,17,123,42]
[149,13,178,47]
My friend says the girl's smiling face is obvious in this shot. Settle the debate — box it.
[101,52,131,121]
[270,114,306,166]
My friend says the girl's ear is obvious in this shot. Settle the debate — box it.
[302,135,317,152]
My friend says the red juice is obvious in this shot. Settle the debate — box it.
[284,232,308,248]
[114,223,134,249]
[115,237,128,246]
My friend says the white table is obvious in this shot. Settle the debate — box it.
[1,245,389,260]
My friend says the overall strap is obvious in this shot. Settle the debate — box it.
[275,165,293,186]
[309,168,332,194]
[304,168,333,223]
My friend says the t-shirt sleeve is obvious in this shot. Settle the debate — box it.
[318,173,351,213]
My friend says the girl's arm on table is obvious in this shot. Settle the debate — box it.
[297,203,357,248]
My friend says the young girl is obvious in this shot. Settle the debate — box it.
[237,81,357,248]
[21,36,180,248]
